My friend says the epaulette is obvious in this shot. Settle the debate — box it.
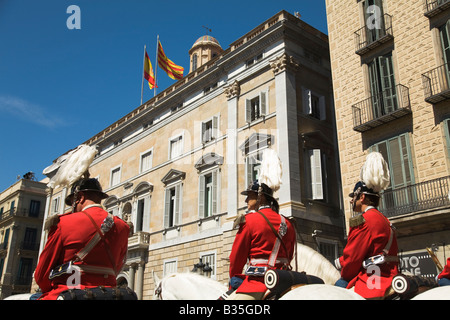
[232,214,246,229]
[44,214,62,231]
[349,214,366,228]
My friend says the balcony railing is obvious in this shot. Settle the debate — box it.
[422,63,450,104]
[352,84,411,132]
[355,14,394,55]
[380,175,450,218]
[424,0,450,17]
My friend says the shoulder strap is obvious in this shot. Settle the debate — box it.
[257,211,289,268]
[75,211,118,275]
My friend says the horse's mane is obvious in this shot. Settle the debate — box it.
[296,243,341,285]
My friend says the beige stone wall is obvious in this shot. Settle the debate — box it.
[326,0,450,222]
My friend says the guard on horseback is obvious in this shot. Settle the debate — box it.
[34,145,133,300]
[226,149,297,300]
[334,152,400,299]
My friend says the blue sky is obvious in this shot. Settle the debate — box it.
[0,0,328,192]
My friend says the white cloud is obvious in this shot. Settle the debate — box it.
[0,95,65,128]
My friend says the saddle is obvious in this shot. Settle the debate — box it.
[57,286,137,300]
[263,269,325,300]
[390,273,438,300]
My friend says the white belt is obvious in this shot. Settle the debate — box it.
[250,258,289,266]
[73,265,116,277]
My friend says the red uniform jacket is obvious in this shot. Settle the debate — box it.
[229,207,296,293]
[34,205,129,300]
[438,258,450,280]
[337,207,399,299]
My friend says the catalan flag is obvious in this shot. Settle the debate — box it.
[144,50,157,89]
[157,40,184,80]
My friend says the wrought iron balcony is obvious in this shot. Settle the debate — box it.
[422,63,450,104]
[355,14,393,55]
[380,175,450,218]
[352,84,411,132]
[424,0,450,17]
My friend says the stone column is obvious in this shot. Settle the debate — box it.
[270,53,304,217]
[129,263,136,291]
[136,261,145,300]
[224,80,240,220]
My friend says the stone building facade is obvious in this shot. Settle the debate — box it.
[326,0,450,277]
[0,176,47,299]
[37,10,344,299]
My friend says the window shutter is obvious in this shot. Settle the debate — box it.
[212,170,218,215]
[212,115,218,139]
[164,189,170,228]
[319,96,326,120]
[245,99,251,123]
[175,184,181,225]
[310,149,323,200]
[198,175,205,218]
[246,157,253,186]
[303,88,312,115]
[201,122,207,144]
[260,91,267,116]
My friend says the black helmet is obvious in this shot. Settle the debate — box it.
[349,181,379,198]
[240,180,274,198]
[65,178,109,206]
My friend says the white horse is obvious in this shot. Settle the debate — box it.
[411,286,450,300]
[280,284,364,300]
[153,243,357,300]
[153,271,228,300]
[3,293,33,300]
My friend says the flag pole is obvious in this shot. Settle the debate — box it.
[141,44,146,105]
[154,35,159,97]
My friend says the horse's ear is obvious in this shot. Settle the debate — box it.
[152,270,160,284]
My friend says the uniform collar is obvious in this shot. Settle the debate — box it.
[82,204,104,211]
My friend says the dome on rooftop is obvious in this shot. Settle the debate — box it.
[191,35,222,49]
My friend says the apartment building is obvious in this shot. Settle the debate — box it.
[38,10,343,299]
[326,0,450,278]
[0,174,47,299]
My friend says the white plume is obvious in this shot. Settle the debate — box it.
[360,152,390,193]
[258,148,282,192]
[47,145,97,189]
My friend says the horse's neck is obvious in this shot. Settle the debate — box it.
[296,243,340,284]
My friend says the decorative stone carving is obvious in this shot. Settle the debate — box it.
[270,53,300,75]
[224,80,240,99]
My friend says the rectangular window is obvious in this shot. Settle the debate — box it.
[302,88,326,120]
[29,200,40,217]
[245,91,267,123]
[317,238,338,264]
[370,133,415,209]
[199,170,218,218]
[140,149,153,173]
[309,149,325,200]
[201,252,216,278]
[23,228,37,250]
[169,135,183,159]
[16,258,33,284]
[136,199,145,232]
[51,197,60,214]
[163,259,177,277]
[164,184,182,228]
[201,116,219,144]
[368,53,397,117]
[245,152,263,187]
[110,167,121,187]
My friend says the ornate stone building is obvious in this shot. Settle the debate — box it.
[0,175,47,299]
[37,10,343,299]
[326,0,450,277]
